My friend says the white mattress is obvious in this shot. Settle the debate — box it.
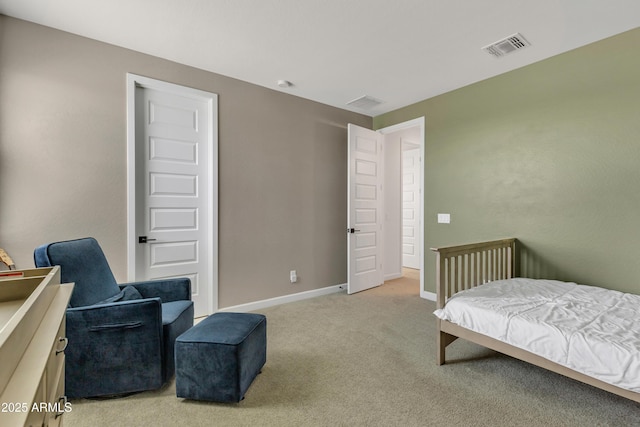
[433,278,640,393]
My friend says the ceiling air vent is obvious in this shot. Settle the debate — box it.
[482,33,530,58]
[346,95,383,110]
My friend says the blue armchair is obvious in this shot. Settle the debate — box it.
[34,237,194,398]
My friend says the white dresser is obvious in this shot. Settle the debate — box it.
[0,267,73,427]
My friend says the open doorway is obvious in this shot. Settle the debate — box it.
[379,118,425,298]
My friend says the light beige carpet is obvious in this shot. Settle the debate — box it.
[64,273,639,426]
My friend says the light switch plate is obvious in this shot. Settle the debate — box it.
[437,213,451,224]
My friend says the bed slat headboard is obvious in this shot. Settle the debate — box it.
[431,238,516,309]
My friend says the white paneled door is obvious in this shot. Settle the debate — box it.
[402,147,421,269]
[130,78,217,317]
[347,124,384,294]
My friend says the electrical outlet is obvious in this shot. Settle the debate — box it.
[290,270,297,283]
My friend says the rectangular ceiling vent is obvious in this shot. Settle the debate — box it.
[482,33,530,58]
[346,95,383,110]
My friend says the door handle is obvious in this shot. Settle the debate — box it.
[347,228,361,234]
[138,236,157,244]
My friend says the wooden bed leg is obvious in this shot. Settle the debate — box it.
[437,331,446,365]
[437,330,458,365]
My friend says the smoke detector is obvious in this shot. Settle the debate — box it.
[482,33,530,58]
[346,95,383,110]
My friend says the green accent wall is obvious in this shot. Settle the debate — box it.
[374,27,640,295]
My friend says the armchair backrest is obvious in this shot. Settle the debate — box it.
[34,237,121,307]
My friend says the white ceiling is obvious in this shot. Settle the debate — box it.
[1,0,639,116]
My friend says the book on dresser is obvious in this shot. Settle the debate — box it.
[0,266,74,427]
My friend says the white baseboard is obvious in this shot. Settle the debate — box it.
[217,283,347,314]
[421,290,436,301]
[384,272,402,281]
[209,282,435,316]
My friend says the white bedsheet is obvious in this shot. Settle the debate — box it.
[433,278,640,392]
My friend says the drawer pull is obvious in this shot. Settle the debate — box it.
[55,395,68,419]
[55,337,69,355]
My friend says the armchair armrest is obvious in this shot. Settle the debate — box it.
[121,277,191,303]
[67,298,163,329]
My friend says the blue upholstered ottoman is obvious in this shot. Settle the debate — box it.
[175,312,266,403]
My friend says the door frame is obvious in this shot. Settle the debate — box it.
[378,117,427,300]
[125,73,219,313]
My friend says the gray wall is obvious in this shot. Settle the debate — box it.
[374,27,640,295]
[0,16,371,307]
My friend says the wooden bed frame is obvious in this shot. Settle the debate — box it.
[432,238,640,403]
